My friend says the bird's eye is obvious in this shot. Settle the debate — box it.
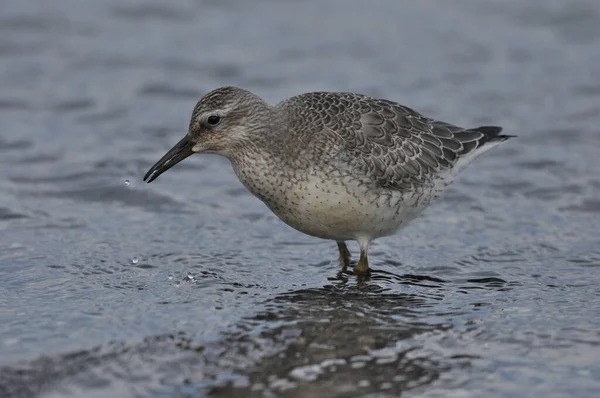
[207,115,221,126]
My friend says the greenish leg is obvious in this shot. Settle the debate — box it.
[354,242,370,276]
[337,241,351,272]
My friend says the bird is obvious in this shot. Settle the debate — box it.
[143,86,513,276]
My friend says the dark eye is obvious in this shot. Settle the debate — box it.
[207,115,221,126]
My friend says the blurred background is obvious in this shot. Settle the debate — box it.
[1,0,600,397]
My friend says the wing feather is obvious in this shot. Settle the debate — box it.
[280,92,507,191]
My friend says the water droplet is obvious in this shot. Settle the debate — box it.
[168,275,174,280]
[124,180,130,186]
[132,257,138,264]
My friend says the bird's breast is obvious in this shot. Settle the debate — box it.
[233,160,428,241]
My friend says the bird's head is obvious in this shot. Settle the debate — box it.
[143,86,270,183]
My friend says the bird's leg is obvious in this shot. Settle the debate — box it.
[354,241,370,276]
[337,241,351,272]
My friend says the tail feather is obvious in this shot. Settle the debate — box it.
[451,125,514,173]
[471,125,516,143]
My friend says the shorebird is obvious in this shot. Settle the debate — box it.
[144,87,513,276]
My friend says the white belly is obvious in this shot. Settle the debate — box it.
[265,174,430,241]
[232,153,451,242]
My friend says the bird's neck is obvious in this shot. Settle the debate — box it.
[226,123,305,202]
[227,131,296,173]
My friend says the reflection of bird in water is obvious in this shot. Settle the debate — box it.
[144,87,513,276]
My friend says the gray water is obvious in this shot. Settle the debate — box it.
[1,0,600,397]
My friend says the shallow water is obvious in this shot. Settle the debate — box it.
[1,0,600,397]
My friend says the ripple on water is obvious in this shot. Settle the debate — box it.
[0,207,28,221]
[0,98,32,111]
[0,138,33,151]
[137,83,203,99]
[49,98,95,113]
[111,4,192,22]
[19,180,189,214]
[209,283,452,396]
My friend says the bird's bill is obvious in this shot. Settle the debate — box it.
[143,136,194,183]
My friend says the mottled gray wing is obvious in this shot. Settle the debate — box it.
[286,92,505,191]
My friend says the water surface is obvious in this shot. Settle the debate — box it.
[1,0,600,396]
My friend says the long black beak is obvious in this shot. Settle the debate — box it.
[143,136,194,183]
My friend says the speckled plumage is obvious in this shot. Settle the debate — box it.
[144,86,514,275]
